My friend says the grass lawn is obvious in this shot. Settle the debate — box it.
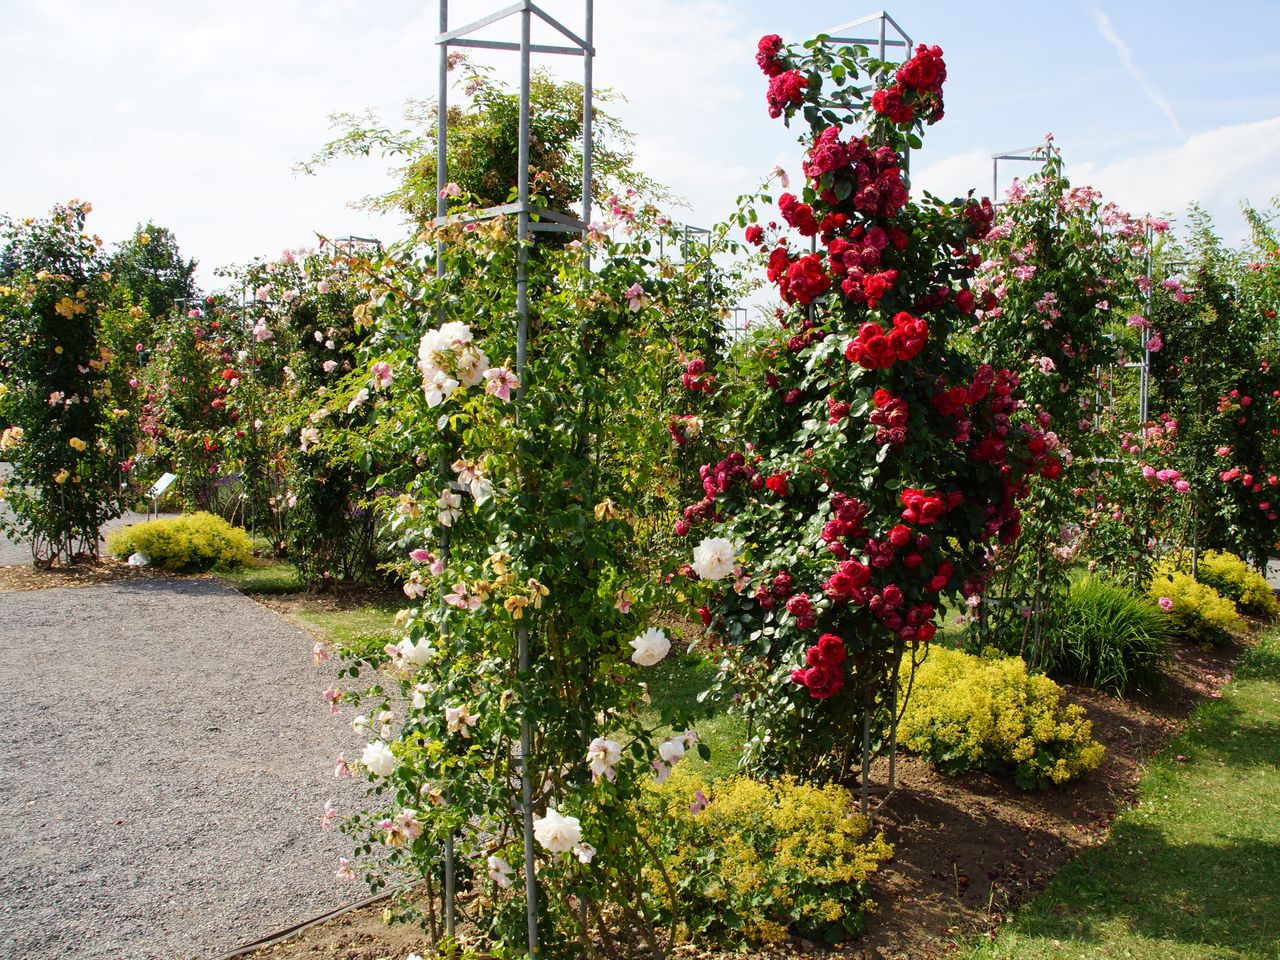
[963,629,1280,960]
[292,601,402,651]
[640,649,746,781]
[219,559,302,594]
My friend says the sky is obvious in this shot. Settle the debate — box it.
[4,0,1280,291]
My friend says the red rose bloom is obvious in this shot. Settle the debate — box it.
[766,69,807,119]
[744,224,764,245]
[784,253,832,305]
[756,34,785,77]
[765,472,789,497]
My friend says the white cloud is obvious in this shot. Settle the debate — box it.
[1088,4,1185,140]
[911,117,1280,243]
[1075,116,1280,238]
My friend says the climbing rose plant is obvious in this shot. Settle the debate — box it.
[324,202,740,957]
[683,36,1060,782]
[0,202,129,564]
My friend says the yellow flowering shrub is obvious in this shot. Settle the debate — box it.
[106,511,254,572]
[1157,550,1278,618]
[640,766,892,947]
[897,647,1104,789]
[1147,564,1245,644]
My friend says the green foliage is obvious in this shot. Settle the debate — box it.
[1045,577,1170,696]
[641,766,893,947]
[962,630,1280,960]
[299,61,670,227]
[0,201,128,564]
[1148,563,1245,644]
[1192,549,1278,618]
[106,511,254,571]
[106,223,198,334]
[897,646,1105,788]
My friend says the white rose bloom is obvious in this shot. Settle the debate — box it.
[439,320,474,347]
[658,736,686,766]
[437,489,463,526]
[445,704,478,737]
[352,714,370,732]
[487,855,515,889]
[398,637,434,666]
[629,627,671,667]
[455,345,490,388]
[585,737,622,782]
[423,368,460,408]
[417,329,450,376]
[691,536,736,581]
[362,741,397,777]
[573,841,596,864]
[533,808,582,853]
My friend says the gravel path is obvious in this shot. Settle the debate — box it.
[0,578,363,960]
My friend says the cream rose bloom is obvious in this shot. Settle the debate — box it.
[361,741,397,777]
[533,808,582,853]
[629,627,670,667]
[691,536,735,581]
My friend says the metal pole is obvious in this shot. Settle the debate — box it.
[437,0,449,287]
[580,0,594,232]
[515,12,539,957]
[435,4,457,942]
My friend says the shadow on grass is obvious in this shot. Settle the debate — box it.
[1006,825,1280,956]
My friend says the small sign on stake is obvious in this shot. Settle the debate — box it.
[147,472,177,519]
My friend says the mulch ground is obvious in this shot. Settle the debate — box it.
[229,595,1243,960]
[0,557,180,592]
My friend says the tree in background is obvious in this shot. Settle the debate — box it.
[298,57,671,228]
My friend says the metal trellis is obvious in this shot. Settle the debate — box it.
[433,2,596,956]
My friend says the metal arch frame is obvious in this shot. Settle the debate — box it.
[814,11,915,181]
[990,144,1049,204]
[432,3,595,956]
[821,9,913,87]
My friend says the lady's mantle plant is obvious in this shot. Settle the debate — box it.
[682,36,1059,782]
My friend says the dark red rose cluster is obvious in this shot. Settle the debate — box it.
[790,633,846,699]
[871,43,947,126]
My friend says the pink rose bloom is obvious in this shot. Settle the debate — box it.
[371,361,394,388]
[1141,465,1156,480]
[317,280,331,294]
[1174,480,1190,492]
[1158,596,1174,612]
[1146,331,1163,352]
[409,548,435,564]
[484,366,519,402]
[323,359,338,373]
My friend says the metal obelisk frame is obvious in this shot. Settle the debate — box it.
[434,3,595,955]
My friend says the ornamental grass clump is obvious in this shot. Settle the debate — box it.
[641,766,892,947]
[106,511,254,571]
[897,646,1104,788]
[1045,576,1170,696]
[1147,566,1244,645]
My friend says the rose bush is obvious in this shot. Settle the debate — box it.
[0,201,129,563]
[682,37,1059,786]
